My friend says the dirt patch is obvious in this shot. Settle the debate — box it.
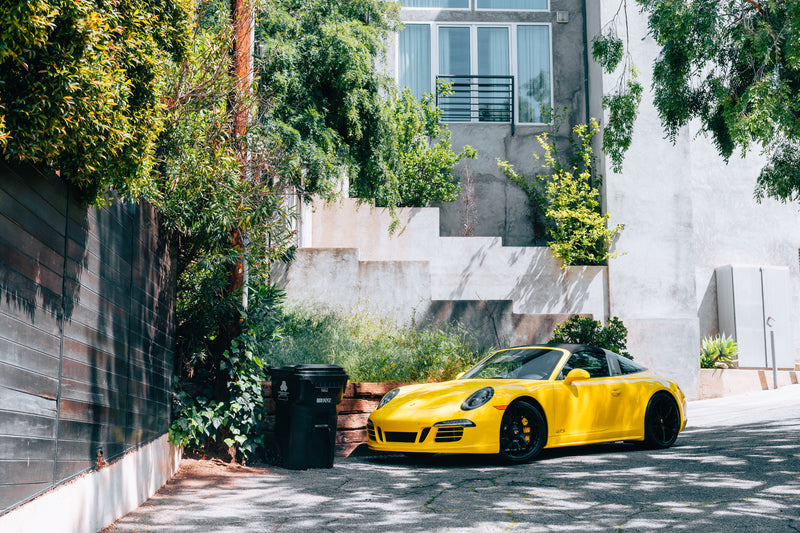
[100,457,275,531]
[155,456,274,494]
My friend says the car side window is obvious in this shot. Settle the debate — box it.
[561,350,611,379]
[604,349,622,376]
[616,354,647,375]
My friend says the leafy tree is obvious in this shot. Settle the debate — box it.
[383,88,477,209]
[550,315,632,359]
[152,0,298,459]
[0,0,190,200]
[164,0,473,461]
[596,0,800,203]
[256,0,473,209]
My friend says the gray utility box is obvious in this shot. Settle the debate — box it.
[716,265,793,369]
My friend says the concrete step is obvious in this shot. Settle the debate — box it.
[700,368,800,399]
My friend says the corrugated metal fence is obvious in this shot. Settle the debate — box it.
[0,161,176,514]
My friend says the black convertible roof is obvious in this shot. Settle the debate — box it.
[510,343,603,353]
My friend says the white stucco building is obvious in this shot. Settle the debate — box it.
[281,0,800,398]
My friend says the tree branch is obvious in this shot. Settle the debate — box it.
[743,0,764,14]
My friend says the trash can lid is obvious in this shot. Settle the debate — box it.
[272,364,346,372]
[271,364,349,378]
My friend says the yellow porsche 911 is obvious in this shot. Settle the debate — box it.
[367,344,686,463]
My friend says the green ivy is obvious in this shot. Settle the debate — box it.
[0,0,190,201]
[170,283,286,462]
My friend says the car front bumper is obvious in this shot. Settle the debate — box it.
[367,408,503,454]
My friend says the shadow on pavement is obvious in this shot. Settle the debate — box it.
[106,420,800,532]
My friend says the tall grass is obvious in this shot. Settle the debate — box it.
[267,306,487,382]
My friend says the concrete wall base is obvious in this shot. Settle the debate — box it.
[0,434,181,533]
[699,368,800,399]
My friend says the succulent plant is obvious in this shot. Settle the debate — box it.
[700,334,739,369]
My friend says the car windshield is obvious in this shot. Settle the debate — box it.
[460,347,566,381]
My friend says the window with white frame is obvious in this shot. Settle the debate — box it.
[400,0,548,10]
[401,0,469,7]
[398,23,552,124]
[477,0,548,9]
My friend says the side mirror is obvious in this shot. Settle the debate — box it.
[455,371,466,380]
[564,368,590,386]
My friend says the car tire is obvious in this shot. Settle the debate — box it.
[498,400,546,464]
[643,392,681,449]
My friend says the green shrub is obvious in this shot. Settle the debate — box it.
[267,306,485,382]
[700,334,739,369]
[0,0,190,201]
[170,283,285,462]
[498,112,622,267]
[549,315,631,359]
[170,300,486,462]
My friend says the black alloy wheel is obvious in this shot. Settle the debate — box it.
[644,392,681,448]
[498,400,546,463]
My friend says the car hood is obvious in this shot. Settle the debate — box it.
[378,378,545,414]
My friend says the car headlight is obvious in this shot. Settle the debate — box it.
[461,387,494,411]
[377,388,400,409]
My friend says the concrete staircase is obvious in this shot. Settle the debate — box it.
[279,198,608,346]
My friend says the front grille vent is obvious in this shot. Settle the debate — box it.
[435,427,464,442]
[366,420,376,441]
[384,431,417,443]
[419,427,431,443]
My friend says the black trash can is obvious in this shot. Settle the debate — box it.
[270,364,349,470]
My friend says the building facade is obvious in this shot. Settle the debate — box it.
[282,0,800,398]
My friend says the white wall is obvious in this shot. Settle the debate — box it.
[0,435,180,533]
[600,3,800,396]
[600,2,700,397]
[299,198,607,319]
[689,135,800,365]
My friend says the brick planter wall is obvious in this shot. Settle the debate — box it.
[262,382,407,457]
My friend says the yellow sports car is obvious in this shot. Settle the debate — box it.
[367,344,686,463]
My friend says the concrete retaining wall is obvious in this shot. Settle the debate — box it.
[0,434,180,533]
[699,369,800,400]
[282,198,607,348]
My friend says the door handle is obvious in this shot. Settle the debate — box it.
[610,388,621,397]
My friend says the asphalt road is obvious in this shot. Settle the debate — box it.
[105,385,800,532]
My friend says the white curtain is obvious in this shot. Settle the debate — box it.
[517,25,551,123]
[477,0,548,9]
[478,27,510,121]
[478,27,509,76]
[403,0,469,7]
[439,27,471,121]
[438,27,470,75]
[399,24,431,99]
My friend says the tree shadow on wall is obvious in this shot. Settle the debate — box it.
[0,162,88,325]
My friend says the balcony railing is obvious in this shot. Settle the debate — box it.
[435,75,515,134]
